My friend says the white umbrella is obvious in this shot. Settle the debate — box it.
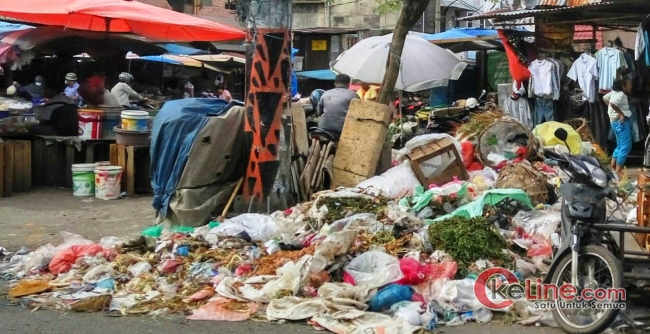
[331,33,467,92]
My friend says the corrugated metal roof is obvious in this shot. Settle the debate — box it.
[458,1,613,21]
[293,28,367,34]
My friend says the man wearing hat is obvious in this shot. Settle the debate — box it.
[63,73,81,105]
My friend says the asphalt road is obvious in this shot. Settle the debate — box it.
[0,303,564,334]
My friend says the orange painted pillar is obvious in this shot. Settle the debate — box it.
[242,0,292,203]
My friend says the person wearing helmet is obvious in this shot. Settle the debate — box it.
[309,89,324,110]
[63,73,80,104]
[111,72,144,108]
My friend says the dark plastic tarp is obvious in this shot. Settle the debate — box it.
[150,98,242,216]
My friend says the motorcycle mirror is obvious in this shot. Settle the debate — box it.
[554,128,571,150]
[554,128,569,142]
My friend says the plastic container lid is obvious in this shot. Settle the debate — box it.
[121,110,149,118]
[72,163,96,171]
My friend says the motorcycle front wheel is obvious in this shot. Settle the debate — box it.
[550,245,624,334]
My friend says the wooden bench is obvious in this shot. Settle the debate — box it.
[0,140,32,197]
[109,144,152,198]
[32,137,114,188]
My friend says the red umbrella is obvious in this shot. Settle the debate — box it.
[0,0,245,42]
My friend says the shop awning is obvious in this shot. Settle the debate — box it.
[129,54,228,73]
[0,26,165,56]
[419,28,502,52]
[295,69,337,81]
[190,53,246,65]
[0,0,245,42]
[159,44,206,56]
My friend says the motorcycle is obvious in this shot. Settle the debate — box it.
[542,128,623,334]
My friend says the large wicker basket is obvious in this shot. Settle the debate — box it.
[496,162,549,205]
[477,117,538,168]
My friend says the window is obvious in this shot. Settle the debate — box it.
[202,0,212,6]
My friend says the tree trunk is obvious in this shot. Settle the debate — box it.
[377,0,432,105]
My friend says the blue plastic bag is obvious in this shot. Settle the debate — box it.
[368,284,413,312]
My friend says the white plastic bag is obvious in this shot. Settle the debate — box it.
[356,161,421,199]
[56,232,93,250]
[513,210,561,239]
[99,236,123,249]
[393,302,423,326]
[128,262,152,277]
[345,251,403,288]
[211,214,279,242]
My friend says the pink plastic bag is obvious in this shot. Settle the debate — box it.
[396,258,458,285]
[527,238,552,258]
[49,244,105,274]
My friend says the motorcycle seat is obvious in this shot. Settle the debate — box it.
[309,127,338,142]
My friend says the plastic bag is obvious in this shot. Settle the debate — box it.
[211,214,279,242]
[513,210,561,239]
[393,302,424,326]
[49,244,105,275]
[515,259,537,278]
[527,238,552,259]
[99,236,123,249]
[345,251,403,288]
[19,243,56,273]
[56,232,93,250]
[356,161,421,199]
[128,261,152,277]
[396,259,457,285]
[369,284,413,312]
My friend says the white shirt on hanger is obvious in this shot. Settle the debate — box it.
[635,23,646,61]
[528,59,555,96]
[567,53,599,103]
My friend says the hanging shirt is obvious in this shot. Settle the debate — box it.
[504,96,533,128]
[596,47,627,92]
[636,23,646,61]
[528,59,559,99]
[567,53,599,103]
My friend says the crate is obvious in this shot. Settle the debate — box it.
[406,137,468,188]
[0,140,32,197]
[110,144,152,198]
[636,173,650,248]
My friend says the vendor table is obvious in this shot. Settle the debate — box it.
[0,140,32,197]
[109,144,152,198]
[32,137,115,188]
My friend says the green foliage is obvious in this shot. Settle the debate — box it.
[376,0,402,14]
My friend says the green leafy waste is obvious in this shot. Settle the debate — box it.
[428,216,512,277]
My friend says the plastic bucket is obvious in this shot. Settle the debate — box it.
[78,109,103,140]
[95,161,110,167]
[72,163,96,197]
[100,107,122,140]
[94,166,123,200]
[121,110,149,131]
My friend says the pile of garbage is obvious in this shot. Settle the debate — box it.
[0,118,644,333]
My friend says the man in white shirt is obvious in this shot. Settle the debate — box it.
[111,72,144,107]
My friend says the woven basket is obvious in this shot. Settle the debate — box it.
[496,162,549,205]
[477,117,538,168]
[564,118,596,143]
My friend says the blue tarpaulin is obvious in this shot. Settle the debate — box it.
[417,28,502,53]
[0,21,32,35]
[150,98,242,216]
[137,55,183,65]
[295,69,337,81]
[159,43,204,55]
[291,48,298,97]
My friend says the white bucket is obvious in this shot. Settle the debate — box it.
[121,110,150,131]
[95,166,123,200]
[72,163,96,197]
